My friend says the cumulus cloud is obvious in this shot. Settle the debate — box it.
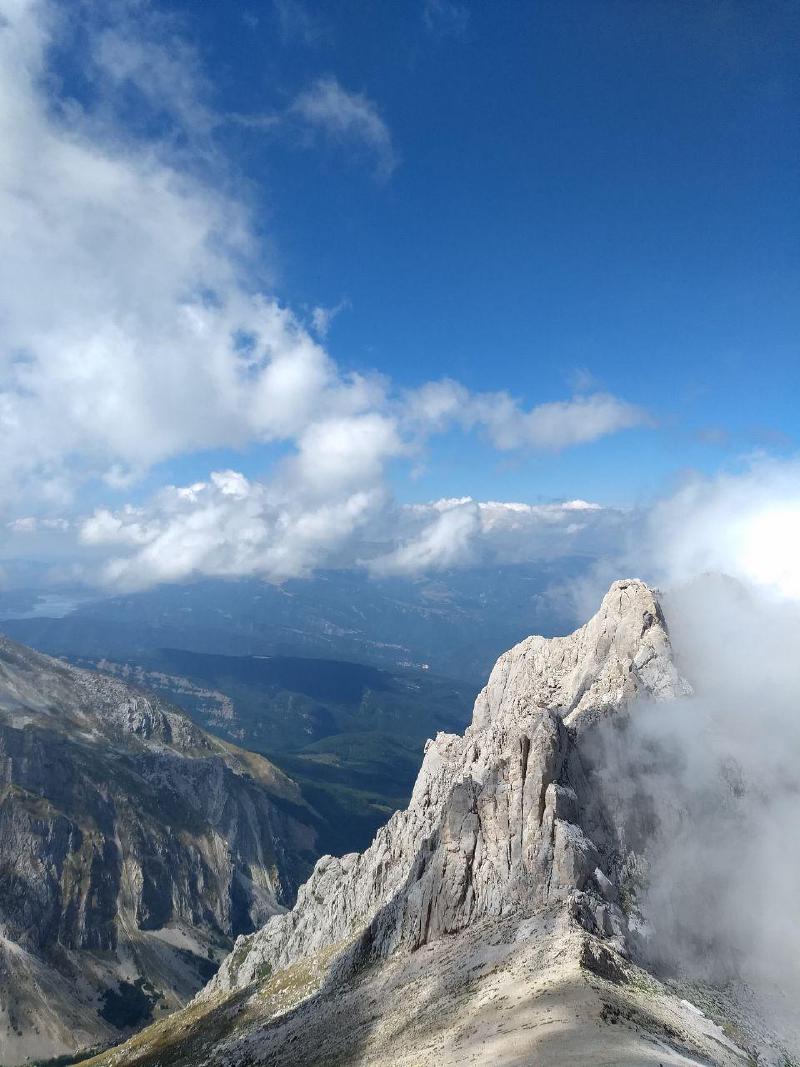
[369,496,620,577]
[367,496,624,578]
[0,0,371,508]
[647,457,800,601]
[0,0,648,582]
[370,500,481,575]
[290,77,398,179]
[70,487,627,590]
[482,392,648,450]
[77,413,406,590]
[404,380,649,450]
[80,470,384,590]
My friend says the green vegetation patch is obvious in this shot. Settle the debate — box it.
[99,977,159,1030]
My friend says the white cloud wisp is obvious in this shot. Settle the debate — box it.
[290,76,398,179]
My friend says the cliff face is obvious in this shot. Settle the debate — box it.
[204,579,684,996]
[0,636,317,1064]
[79,580,764,1067]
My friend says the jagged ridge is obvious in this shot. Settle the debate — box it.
[80,581,759,1067]
[209,579,683,994]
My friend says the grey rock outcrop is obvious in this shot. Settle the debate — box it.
[85,579,769,1067]
[472,576,689,731]
[0,635,318,1064]
[209,579,685,995]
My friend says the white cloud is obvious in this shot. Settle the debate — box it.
[89,8,215,138]
[592,576,800,1044]
[404,379,648,450]
[370,500,481,575]
[647,456,800,601]
[367,496,623,578]
[70,487,626,590]
[0,0,649,583]
[402,379,470,433]
[7,517,38,534]
[0,1,379,511]
[36,454,800,598]
[80,470,384,590]
[290,413,404,496]
[469,391,649,450]
[563,454,800,623]
[290,77,398,179]
[310,299,349,339]
[423,0,469,39]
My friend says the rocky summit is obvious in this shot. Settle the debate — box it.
[0,636,318,1064]
[81,578,788,1067]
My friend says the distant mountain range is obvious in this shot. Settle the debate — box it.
[0,564,584,859]
[0,560,590,683]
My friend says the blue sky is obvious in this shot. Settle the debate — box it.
[1,0,798,589]
[163,0,799,501]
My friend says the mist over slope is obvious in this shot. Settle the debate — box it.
[588,575,800,1053]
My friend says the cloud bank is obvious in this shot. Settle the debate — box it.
[647,457,800,601]
[588,576,800,1053]
[69,490,621,591]
[8,454,800,602]
[0,0,648,586]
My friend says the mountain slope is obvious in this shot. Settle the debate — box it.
[85,579,770,1067]
[69,648,474,856]
[0,636,318,1064]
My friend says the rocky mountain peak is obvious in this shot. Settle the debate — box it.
[471,578,689,732]
[83,579,764,1067]
[207,579,688,997]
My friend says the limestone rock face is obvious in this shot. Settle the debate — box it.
[208,579,684,996]
[472,578,689,731]
[84,579,771,1067]
[0,636,317,1064]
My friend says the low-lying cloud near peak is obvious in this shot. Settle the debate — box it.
[647,456,800,601]
[72,487,622,591]
[590,575,800,1050]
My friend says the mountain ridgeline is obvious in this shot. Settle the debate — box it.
[79,580,794,1067]
[0,562,589,683]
